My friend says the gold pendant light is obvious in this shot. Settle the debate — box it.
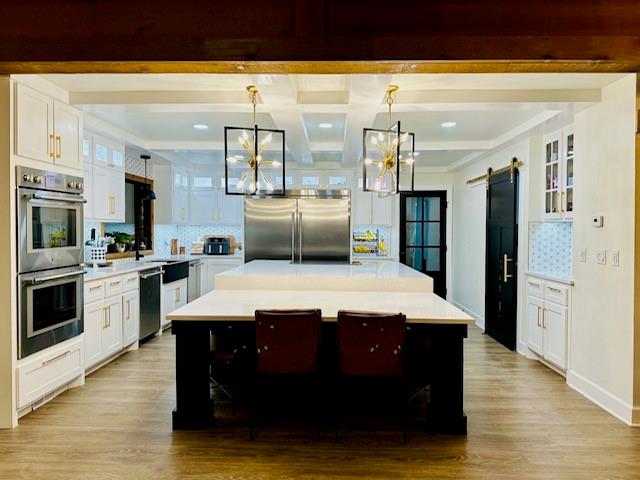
[224,85,286,195]
[362,85,415,194]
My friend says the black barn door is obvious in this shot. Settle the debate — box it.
[400,191,447,298]
[485,169,518,350]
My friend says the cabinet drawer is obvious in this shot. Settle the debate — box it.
[104,276,124,297]
[16,337,83,408]
[84,280,105,303]
[526,278,544,298]
[122,272,139,292]
[545,283,569,306]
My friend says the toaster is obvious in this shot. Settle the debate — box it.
[204,237,231,255]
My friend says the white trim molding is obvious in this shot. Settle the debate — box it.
[566,369,638,426]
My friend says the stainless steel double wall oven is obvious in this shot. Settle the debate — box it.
[17,166,86,358]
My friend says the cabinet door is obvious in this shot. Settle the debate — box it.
[544,302,568,370]
[15,83,54,162]
[122,290,139,346]
[93,136,110,168]
[563,131,574,218]
[218,191,243,224]
[92,166,111,220]
[53,100,82,170]
[371,194,394,225]
[107,170,125,222]
[162,282,185,327]
[84,300,105,369]
[526,295,545,356]
[102,297,123,357]
[173,188,189,224]
[190,190,216,224]
[543,135,562,219]
[82,134,93,163]
[352,188,372,225]
[83,163,94,219]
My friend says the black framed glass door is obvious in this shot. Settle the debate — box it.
[400,191,447,297]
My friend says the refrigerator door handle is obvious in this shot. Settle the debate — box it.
[298,211,303,263]
[291,211,296,263]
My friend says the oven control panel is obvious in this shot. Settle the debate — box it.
[17,166,84,194]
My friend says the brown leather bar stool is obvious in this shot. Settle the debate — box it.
[250,309,323,441]
[335,310,408,444]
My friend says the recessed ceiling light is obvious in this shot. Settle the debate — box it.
[319,123,333,129]
[441,121,457,128]
[192,123,209,130]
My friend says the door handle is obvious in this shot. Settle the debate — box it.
[49,134,56,159]
[55,135,62,159]
[503,254,513,283]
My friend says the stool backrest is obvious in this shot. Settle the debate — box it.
[255,309,323,374]
[337,310,406,377]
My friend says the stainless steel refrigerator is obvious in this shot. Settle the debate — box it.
[244,190,351,263]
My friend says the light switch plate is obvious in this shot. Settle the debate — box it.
[596,249,607,265]
[579,248,587,263]
[612,249,620,267]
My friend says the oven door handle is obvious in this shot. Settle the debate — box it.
[29,269,86,285]
[28,193,87,204]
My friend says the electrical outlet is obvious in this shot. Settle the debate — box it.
[612,249,620,267]
[579,248,587,263]
[596,249,607,265]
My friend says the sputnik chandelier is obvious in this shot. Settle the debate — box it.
[224,85,285,195]
[362,85,415,194]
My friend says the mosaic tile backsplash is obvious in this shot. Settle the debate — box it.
[155,224,243,256]
[529,221,573,280]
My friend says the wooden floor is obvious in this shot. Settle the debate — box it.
[1,328,639,480]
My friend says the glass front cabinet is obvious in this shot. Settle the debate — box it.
[543,128,574,220]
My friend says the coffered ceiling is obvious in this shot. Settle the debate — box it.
[42,73,626,171]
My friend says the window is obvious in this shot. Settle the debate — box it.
[329,176,347,186]
[275,176,293,187]
[193,176,213,188]
[301,176,320,186]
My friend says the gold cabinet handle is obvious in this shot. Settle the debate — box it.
[542,308,546,329]
[537,306,542,327]
[107,305,111,328]
[102,307,107,329]
[55,135,61,159]
[49,133,55,159]
[126,299,130,320]
[175,287,180,304]
[503,254,513,283]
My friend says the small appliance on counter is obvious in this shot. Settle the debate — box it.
[204,236,231,255]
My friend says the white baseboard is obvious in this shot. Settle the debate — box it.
[566,369,637,426]
[451,301,484,330]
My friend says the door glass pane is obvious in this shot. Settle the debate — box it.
[566,188,573,212]
[566,134,574,157]
[552,163,559,189]
[424,247,440,271]
[95,143,108,163]
[423,223,440,246]
[545,192,552,213]
[301,176,320,186]
[193,176,213,188]
[545,165,552,191]
[405,197,422,221]
[112,149,124,168]
[545,143,551,164]
[404,247,422,271]
[328,176,347,186]
[405,223,422,246]
[424,197,440,221]
[566,158,573,188]
[31,206,77,249]
[552,140,559,161]
[32,281,77,334]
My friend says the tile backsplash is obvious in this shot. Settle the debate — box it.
[155,224,243,256]
[529,221,573,280]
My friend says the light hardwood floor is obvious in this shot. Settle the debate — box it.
[1,327,639,480]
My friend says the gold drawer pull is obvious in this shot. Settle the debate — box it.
[55,135,61,159]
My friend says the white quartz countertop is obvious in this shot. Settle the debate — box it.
[84,261,167,281]
[215,260,433,293]
[167,289,474,325]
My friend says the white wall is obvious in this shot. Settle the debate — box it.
[566,75,639,424]
[449,140,532,338]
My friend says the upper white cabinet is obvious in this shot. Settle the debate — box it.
[352,179,395,225]
[155,165,190,224]
[91,134,125,172]
[14,82,83,171]
[543,128,574,220]
[91,165,125,222]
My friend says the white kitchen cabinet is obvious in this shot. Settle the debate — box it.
[190,190,217,224]
[91,165,125,222]
[526,276,570,371]
[162,279,188,328]
[353,182,395,226]
[83,162,94,219]
[173,188,189,224]
[543,128,574,220]
[90,134,126,172]
[102,296,123,358]
[155,165,191,224]
[122,290,139,347]
[217,191,243,224]
[14,82,83,171]
[202,258,244,293]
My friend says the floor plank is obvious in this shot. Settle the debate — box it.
[1,327,639,479]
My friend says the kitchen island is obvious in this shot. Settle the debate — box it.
[168,261,473,435]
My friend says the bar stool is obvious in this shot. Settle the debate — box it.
[250,309,323,440]
[335,310,408,444]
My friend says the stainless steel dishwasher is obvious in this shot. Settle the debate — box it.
[139,266,162,341]
[188,259,203,302]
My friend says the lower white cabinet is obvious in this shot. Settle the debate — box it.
[16,336,84,409]
[162,279,188,329]
[526,276,570,371]
[84,272,140,372]
[122,290,140,347]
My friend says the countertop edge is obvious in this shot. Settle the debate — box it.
[167,314,475,325]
